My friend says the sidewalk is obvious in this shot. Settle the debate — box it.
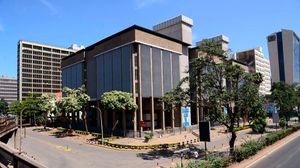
[111,126,226,146]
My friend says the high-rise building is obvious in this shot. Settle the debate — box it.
[0,76,17,105]
[236,47,272,95]
[17,40,82,100]
[267,29,300,84]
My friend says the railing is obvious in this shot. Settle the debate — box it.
[0,117,17,137]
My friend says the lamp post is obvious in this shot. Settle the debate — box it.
[19,107,27,153]
[91,105,104,145]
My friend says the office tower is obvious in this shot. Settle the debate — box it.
[62,15,192,135]
[17,40,83,100]
[267,29,300,84]
[0,76,17,105]
[236,47,272,95]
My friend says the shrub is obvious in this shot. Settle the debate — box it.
[279,119,287,128]
[144,132,153,142]
[250,118,266,133]
[207,155,226,168]
[234,139,264,162]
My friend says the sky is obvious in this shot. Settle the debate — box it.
[0,0,300,78]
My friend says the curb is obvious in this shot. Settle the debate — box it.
[86,138,201,151]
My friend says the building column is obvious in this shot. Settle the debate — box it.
[138,44,143,137]
[161,102,165,131]
[150,48,155,132]
[160,50,165,131]
[132,45,137,138]
[151,97,155,132]
[170,52,175,129]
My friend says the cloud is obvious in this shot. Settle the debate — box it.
[38,0,58,15]
[135,0,165,9]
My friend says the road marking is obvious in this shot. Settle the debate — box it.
[26,135,72,153]
[245,131,300,168]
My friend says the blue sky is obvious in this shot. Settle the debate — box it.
[0,0,300,77]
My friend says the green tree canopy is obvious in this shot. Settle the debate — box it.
[0,98,8,115]
[100,91,137,112]
[267,81,296,124]
[60,85,90,130]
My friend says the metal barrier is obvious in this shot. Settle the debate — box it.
[0,141,46,168]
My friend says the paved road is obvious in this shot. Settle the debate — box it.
[6,127,260,168]
[249,135,300,168]
[7,128,173,168]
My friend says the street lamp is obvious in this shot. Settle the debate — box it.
[91,105,104,145]
[19,107,27,153]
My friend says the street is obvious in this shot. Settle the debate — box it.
[5,127,260,168]
[7,128,173,168]
[249,135,300,168]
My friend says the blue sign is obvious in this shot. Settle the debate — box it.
[181,107,191,127]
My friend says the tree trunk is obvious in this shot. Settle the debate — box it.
[285,111,289,127]
[68,112,72,130]
[83,108,89,132]
[122,110,126,136]
[33,113,36,126]
[229,130,237,155]
[44,111,48,130]
[298,106,300,123]
[83,110,89,133]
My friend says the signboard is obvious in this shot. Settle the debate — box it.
[199,121,211,142]
[265,103,277,114]
[181,106,191,127]
[272,112,280,123]
[139,120,146,128]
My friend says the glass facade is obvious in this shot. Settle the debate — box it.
[62,63,83,89]
[140,44,180,97]
[95,44,132,99]
[293,35,300,83]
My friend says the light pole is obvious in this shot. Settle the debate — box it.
[19,107,27,153]
[91,105,104,145]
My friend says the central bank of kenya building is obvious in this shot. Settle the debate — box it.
[61,17,194,136]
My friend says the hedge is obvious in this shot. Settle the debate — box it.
[234,124,300,162]
[181,124,300,168]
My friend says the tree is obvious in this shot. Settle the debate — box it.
[237,73,267,133]
[0,98,8,115]
[40,93,57,129]
[268,82,296,127]
[203,61,249,154]
[100,91,137,136]
[60,86,90,131]
[189,40,227,122]
[9,94,44,125]
[295,86,300,122]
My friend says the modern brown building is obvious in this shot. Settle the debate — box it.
[267,29,300,84]
[0,76,17,105]
[17,40,82,100]
[62,15,192,136]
